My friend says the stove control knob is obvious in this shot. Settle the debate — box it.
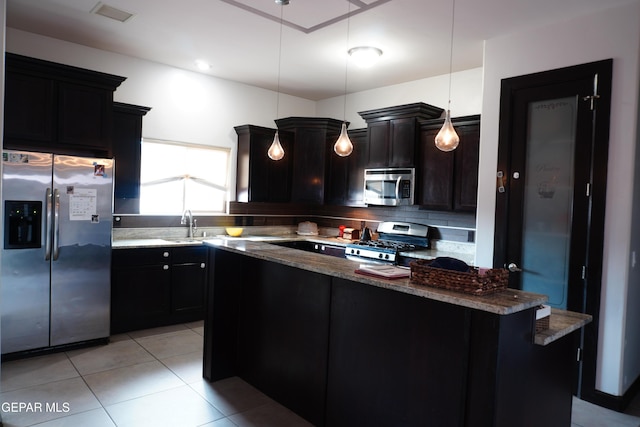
[385,254,390,260]
[378,253,383,259]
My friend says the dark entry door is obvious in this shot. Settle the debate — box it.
[493,60,612,398]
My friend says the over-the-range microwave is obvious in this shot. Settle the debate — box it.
[363,167,415,206]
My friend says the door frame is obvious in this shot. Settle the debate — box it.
[493,60,612,404]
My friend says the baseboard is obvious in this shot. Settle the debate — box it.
[580,377,640,412]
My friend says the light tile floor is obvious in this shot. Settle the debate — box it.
[0,321,637,427]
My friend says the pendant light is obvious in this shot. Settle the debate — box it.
[268,1,286,161]
[333,0,354,157]
[435,0,460,152]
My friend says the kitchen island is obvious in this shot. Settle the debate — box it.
[200,238,589,426]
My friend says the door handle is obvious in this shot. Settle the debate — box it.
[45,188,52,261]
[52,188,60,261]
[507,262,522,272]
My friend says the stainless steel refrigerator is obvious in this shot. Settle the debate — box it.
[1,150,114,355]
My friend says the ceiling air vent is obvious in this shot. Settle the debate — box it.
[91,2,135,23]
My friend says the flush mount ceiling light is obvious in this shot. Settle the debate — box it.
[91,2,135,23]
[348,46,383,68]
[194,60,211,71]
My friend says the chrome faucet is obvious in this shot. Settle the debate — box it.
[180,209,197,238]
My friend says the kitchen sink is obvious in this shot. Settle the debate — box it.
[162,238,205,245]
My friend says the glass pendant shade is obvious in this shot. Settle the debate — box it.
[268,131,285,160]
[334,123,354,157]
[434,110,460,152]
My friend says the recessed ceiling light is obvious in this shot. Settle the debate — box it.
[195,60,212,71]
[348,46,383,68]
[91,2,134,23]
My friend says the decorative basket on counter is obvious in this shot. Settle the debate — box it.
[409,259,508,296]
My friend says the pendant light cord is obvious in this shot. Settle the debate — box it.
[275,4,284,118]
[343,1,352,121]
[447,0,456,110]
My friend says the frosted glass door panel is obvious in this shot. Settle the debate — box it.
[521,97,577,308]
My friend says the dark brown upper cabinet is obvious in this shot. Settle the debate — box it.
[235,124,292,203]
[325,128,369,206]
[276,117,343,205]
[112,102,151,214]
[4,53,126,157]
[359,103,443,168]
[417,115,480,212]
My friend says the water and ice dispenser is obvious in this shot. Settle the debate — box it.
[4,200,42,249]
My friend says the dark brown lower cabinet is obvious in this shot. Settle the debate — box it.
[325,278,468,427]
[171,247,208,317]
[204,248,575,427]
[237,258,331,426]
[111,246,207,333]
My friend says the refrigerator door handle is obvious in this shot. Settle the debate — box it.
[52,188,60,261]
[45,188,53,260]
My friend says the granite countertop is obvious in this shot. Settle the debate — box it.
[113,234,589,345]
[203,237,546,316]
[535,308,592,346]
[112,235,292,249]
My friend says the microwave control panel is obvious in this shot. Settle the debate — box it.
[400,180,412,199]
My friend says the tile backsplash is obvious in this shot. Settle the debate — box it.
[113,202,475,243]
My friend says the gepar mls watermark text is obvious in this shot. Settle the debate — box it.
[2,401,70,413]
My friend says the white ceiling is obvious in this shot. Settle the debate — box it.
[5,0,636,100]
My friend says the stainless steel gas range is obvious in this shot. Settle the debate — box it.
[345,221,429,265]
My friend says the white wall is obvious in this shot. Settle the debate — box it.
[317,67,483,129]
[477,1,640,396]
[6,28,316,199]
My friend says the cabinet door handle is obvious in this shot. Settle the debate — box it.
[163,265,169,270]
[163,251,169,258]
[497,171,506,193]
[200,263,206,269]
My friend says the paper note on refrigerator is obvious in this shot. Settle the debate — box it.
[69,188,97,221]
